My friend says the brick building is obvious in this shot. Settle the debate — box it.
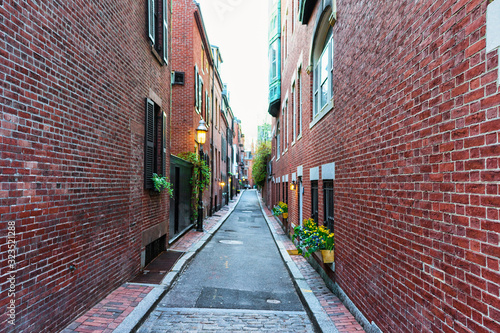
[267,0,500,332]
[171,0,242,219]
[1,0,172,332]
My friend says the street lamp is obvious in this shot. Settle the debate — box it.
[195,119,208,232]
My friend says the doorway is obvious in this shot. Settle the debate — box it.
[298,177,303,226]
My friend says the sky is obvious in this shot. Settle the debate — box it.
[196,0,271,150]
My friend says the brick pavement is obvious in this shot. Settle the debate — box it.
[61,284,153,333]
[262,199,365,332]
[62,194,241,333]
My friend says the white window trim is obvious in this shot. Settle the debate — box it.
[309,99,333,129]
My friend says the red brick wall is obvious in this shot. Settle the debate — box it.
[171,0,196,156]
[0,0,171,332]
[272,0,500,332]
[171,0,226,216]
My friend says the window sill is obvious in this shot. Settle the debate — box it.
[309,99,333,129]
[296,133,302,141]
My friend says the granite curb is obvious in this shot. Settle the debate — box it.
[257,195,339,333]
[113,191,245,333]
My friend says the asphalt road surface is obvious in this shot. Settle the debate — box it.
[137,190,314,332]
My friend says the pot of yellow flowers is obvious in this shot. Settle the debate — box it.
[293,218,334,263]
[272,201,288,219]
[318,224,335,263]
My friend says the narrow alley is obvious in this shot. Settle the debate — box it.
[137,190,314,332]
[2,1,499,332]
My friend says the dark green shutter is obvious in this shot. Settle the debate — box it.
[145,99,155,189]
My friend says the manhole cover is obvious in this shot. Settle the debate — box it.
[223,229,237,232]
[219,240,243,245]
[266,299,281,304]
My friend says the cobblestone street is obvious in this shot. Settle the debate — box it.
[138,308,314,332]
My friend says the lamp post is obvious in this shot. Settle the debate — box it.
[195,120,208,232]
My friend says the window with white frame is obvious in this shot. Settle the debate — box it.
[313,26,333,117]
[283,101,288,151]
[292,84,296,140]
[298,68,302,136]
[276,120,281,156]
[147,0,168,64]
[269,40,279,80]
[205,91,210,123]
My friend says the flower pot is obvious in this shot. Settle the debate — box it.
[282,212,288,219]
[321,250,334,263]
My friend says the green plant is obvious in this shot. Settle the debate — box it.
[293,218,334,257]
[177,152,211,221]
[252,141,271,188]
[272,201,288,216]
[151,173,173,195]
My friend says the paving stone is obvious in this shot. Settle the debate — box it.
[137,308,314,333]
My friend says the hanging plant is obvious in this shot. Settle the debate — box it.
[177,152,211,221]
[151,173,173,195]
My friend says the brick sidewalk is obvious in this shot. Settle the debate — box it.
[263,199,364,332]
[62,194,241,333]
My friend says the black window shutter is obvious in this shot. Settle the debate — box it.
[148,0,155,43]
[195,66,198,107]
[145,99,155,189]
[162,111,167,176]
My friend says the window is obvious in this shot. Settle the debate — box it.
[201,46,205,73]
[292,84,296,140]
[195,66,199,109]
[282,182,286,205]
[297,68,302,136]
[205,91,210,124]
[215,97,219,129]
[194,66,203,113]
[285,182,288,205]
[147,0,169,64]
[313,26,333,118]
[311,180,318,223]
[269,41,279,80]
[323,180,334,231]
[285,101,288,149]
[199,79,203,113]
[282,101,288,151]
[276,120,281,156]
[144,98,167,189]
